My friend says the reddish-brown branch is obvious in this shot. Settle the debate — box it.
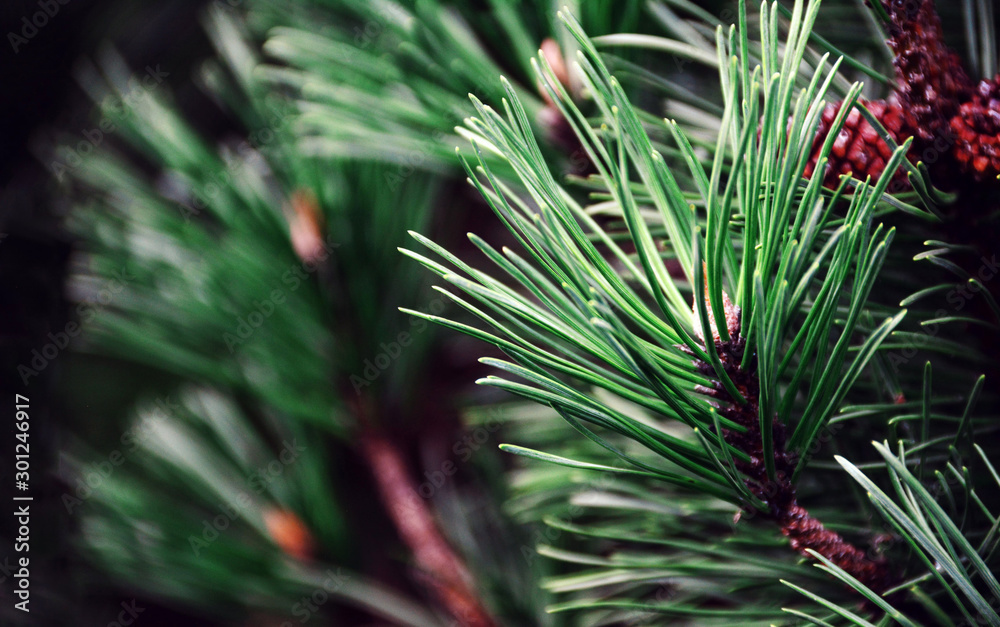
[696,330,895,593]
[780,504,892,591]
[359,428,496,627]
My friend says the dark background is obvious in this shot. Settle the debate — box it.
[0,2,218,624]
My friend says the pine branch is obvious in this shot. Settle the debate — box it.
[403,2,928,619]
[358,425,497,627]
[692,292,894,592]
[62,388,446,626]
[60,7,495,622]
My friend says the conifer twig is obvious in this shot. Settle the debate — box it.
[357,416,496,627]
[697,291,895,593]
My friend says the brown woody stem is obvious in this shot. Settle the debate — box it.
[701,335,895,593]
[359,427,496,627]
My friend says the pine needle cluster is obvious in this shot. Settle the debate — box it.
[56,0,1000,625]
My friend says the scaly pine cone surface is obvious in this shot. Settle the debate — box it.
[883,0,973,147]
[804,0,1000,192]
[804,98,914,190]
[951,76,1000,182]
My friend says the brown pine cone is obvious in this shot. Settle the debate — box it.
[950,76,1000,182]
[883,0,974,146]
[803,1,982,192]
[804,98,914,191]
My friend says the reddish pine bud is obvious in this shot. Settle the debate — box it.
[288,189,326,265]
[263,508,315,560]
